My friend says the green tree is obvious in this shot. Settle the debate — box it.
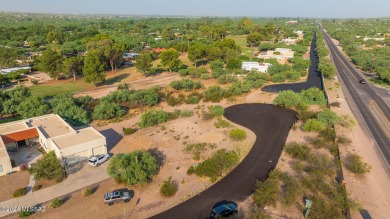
[135,53,153,75]
[160,49,181,73]
[273,90,303,108]
[0,46,18,69]
[226,58,242,73]
[28,151,66,182]
[318,61,336,79]
[51,93,90,126]
[207,47,223,61]
[93,101,125,120]
[188,44,207,68]
[107,151,157,185]
[204,85,225,102]
[17,96,49,118]
[108,41,126,73]
[247,32,263,47]
[37,48,63,80]
[62,55,84,81]
[83,51,106,86]
[300,87,326,105]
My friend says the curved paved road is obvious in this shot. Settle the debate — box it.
[262,32,323,93]
[152,104,297,219]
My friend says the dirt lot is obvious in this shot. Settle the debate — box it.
[0,171,30,202]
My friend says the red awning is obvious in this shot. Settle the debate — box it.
[1,128,39,144]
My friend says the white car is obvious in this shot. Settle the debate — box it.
[88,154,110,167]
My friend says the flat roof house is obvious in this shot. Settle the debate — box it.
[242,62,272,73]
[0,114,107,176]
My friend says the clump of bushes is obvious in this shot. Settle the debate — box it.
[18,210,34,218]
[284,142,311,160]
[83,188,94,197]
[50,198,62,208]
[139,110,170,128]
[344,153,371,175]
[302,119,326,132]
[170,79,203,91]
[214,118,231,128]
[229,129,246,140]
[32,184,42,191]
[253,169,281,207]
[191,149,239,182]
[204,86,225,102]
[160,177,177,197]
[202,105,225,120]
[124,128,137,135]
[317,109,339,126]
[185,91,203,104]
[13,187,27,197]
[180,109,193,117]
[184,143,208,160]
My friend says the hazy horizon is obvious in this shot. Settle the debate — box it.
[1,0,390,18]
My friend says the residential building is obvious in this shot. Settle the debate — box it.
[1,67,32,74]
[242,62,272,73]
[257,48,294,60]
[0,114,107,176]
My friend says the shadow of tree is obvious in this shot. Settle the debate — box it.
[146,68,165,76]
[148,148,166,174]
[105,73,130,85]
[65,161,86,175]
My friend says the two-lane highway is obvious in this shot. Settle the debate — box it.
[319,24,390,168]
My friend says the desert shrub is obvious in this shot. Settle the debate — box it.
[209,105,224,117]
[344,153,371,175]
[165,93,184,106]
[297,110,317,122]
[330,101,341,107]
[214,118,231,128]
[279,173,302,206]
[307,153,335,176]
[284,70,301,82]
[189,67,201,78]
[210,60,224,71]
[117,83,129,90]
[337,135,352,145]
[107,151,157,185]
[200,73,210,80]
[338,115,355,129]
[284,142,311,160]
[195,149,239,182]
[291,160,305,173]
[32,184,42,191]
[51,198,62,208]
[180,110,193,117]
[184,142,208,160]
[185,91,203,104]
[253,169,281,207]
[18,210,34,218]
[168,109,182,120]
[300,87,327,105]
[170,79,203,91]
[160,177,177,197]
[217,74,237,84]
[244,72,268,88]
[302,119,326,132]
[187,166,195,175]
[271,73,286,83]
[273,90,303,108]
[83,188,93,197]
[224,81,252,97]
[93,101,125,120]
[13,187,27,197]
[204,85,225,102]
[229,129,246,140]
[139,110,170,128]
[317,109,339,126]
[319,127,337,142]
[178,68,189,76]
[124,128,137,135]
[212,68,229,78]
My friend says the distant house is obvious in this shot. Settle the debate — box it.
[285,21,298,25]
[363,37,385,41]
[258,48,294,60]
[281,38,297,45]
[154,36,163,41]
[123,53,139,59]
[242,62,272,73]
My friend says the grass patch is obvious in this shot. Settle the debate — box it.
[184,142,208,160]
[30,80,93,97]
[229,129,246,140]
[214,118,231,128]
[284,142,311,160]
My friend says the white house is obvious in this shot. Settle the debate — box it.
[258,48,295,60]
[1,67,32,74]
[0,114,107,176]
[242,62,272,73]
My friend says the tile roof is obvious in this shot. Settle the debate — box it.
[1,128,38,144]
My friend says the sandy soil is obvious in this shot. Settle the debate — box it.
[327,79,390,219]
[0,171,30,202]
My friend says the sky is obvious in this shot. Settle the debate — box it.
[1,0,389,18]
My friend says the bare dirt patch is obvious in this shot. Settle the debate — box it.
[0,171,30,202]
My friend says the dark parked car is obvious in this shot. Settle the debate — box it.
[210,200,238,218]
[104,190,132,205]
[359,79,366,84]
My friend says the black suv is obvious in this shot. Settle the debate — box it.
[210,200,238,218]
[104,190,132,205]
